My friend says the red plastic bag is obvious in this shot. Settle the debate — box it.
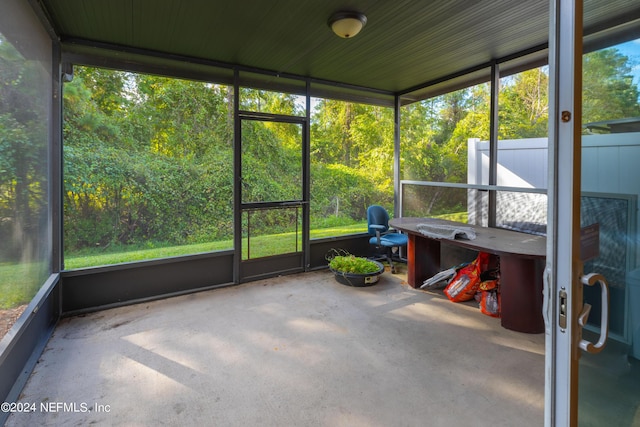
[444,252,489,302]
[480,290,501,317]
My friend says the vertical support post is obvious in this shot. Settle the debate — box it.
[467,138,482,225]
[488,61,500,227]
[233,69,241,283]
[303,81,311,269]
[394,95,402,218]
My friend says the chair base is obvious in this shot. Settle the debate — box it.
[370,248,406,274]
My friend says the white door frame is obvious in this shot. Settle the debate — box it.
[546,0,583,425]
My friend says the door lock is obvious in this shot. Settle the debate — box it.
[559,289,567,330]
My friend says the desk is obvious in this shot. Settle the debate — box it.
[390,217,546,333]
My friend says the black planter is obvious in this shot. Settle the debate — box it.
[329,260,385,287]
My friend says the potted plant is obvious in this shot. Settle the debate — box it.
[326,249,384,287]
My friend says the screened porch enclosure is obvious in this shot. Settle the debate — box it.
[3,0,640,425]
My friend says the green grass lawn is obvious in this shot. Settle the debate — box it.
[0,261,48,309]
[63,212,467,268]
[1,211,467,309]
[63,222,368,269]
[437,211,468,223]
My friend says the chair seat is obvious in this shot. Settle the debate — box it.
[369,232,408,247]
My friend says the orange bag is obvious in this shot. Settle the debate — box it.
[444,252,489,303]
[480,290,501,317]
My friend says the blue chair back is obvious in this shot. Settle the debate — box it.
[367,205,390,236]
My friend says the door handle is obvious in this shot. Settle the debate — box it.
[578,273,609,354]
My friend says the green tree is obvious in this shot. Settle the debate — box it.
[499,68,549,138]
[310,99,394,221]
[131,75,232,158]
[402,84,489,186]
[583,48,640,127]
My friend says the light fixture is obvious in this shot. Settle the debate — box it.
[328,11,367,39]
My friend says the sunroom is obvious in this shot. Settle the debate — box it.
[2,0,640,425]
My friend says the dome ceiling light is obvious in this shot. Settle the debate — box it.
[328,11,367,39]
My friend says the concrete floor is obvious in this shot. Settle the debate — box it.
[6,270,545,426]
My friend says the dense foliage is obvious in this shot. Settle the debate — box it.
[63,70,236,251]
[61,69,396,254]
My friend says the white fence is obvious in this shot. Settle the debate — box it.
[469,132,640,196]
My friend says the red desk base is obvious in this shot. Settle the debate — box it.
[405,234,544,334]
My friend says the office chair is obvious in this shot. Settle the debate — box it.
[367,205,408,273]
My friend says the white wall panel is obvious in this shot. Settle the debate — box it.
[471,134,640,197]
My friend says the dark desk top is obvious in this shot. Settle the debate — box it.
[389,217,546,259]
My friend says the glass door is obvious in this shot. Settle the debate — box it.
[576,28,640,427]
[237,112,308,281]
[549,1,640,425]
